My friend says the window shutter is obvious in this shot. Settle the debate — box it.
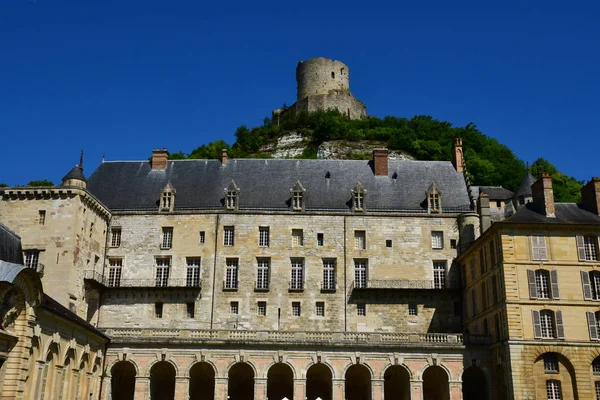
[550,270,560,299]
[587,312,598,340]
[527,270,537,299]
[577,235,587,261]
[582,271,593,300]
[531,236,540,261]
[555,310,565,339]
[532,310,542,339]
[538,237,547,260]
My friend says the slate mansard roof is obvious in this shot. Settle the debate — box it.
[471,186,515,200]
[87,159,471,213]
[506,203,600,225]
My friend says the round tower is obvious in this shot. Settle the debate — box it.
[296,58,350,101]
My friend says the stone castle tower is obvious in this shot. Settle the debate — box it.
[274,57,367,120]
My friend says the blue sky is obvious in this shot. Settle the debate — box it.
[1,0,598,186]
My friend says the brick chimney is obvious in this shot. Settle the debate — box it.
[372,149,388,176]
[478,193,491,233]
[452,138,464,173]
[221,149,229,165]
[531,174,555,218]
[151,148,168,169]
[581,177,600,215]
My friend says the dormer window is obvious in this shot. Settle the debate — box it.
[290,181,306,211]
[225,180,240,211]
[159,181,176,212]
[352,181,366,212]
[427,183,442,214]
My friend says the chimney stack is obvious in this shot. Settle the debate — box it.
[221,149,229,165]
[581,177,600,215]
[452,138,464,173]
[531,174,555,218]
[478,193,491,233]
[151,148,169,169]
[372,149,388,176]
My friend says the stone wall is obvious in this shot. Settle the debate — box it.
[293,90,367,120]
[296,58,350,100]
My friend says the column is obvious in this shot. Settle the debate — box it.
[215,377,228,400]
[371,379,384,400]
[102,376,111,400]
[255,377,267,400]
[293,378,306,400]
[332,378,344,400]
[449,381,462,400]
[175,376,190,400]
[54,366,64,399]
[409,380,423,400]
[134,376,149,400]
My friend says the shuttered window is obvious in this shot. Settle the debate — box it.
[531,235,548,261]
[577,235,599,261]
[588,312,599,341]
[528,269,559,299]
[581,271,600,300]
[533,310,564,339]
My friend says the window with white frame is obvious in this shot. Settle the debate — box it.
[259,227,270,247]
[543,353,559,373]
[540,310,555,338]
[108,259,122,287]
[354,230,366,250]
[161,227,173,249]
[256,258,270,290]
[155,258,170,287]
[577,235,599,261]
[290,258,304,290]
[354,259,367,288]
[431,231,443,249]
[322,259,336,290]
[186,258,201,287]
[433,261,447,289]
[24,250,40,270]
[224,226,234,246]
[316,302,325,317]
[292,229,303,246]
[408,303,417,316]
[292,302,301,317]
[257,301,266,316]
[225,259,239,289]
[531,235,548,261]
[111,228,122,247]
[546,380,561,400]
[591,272,600,300]
[535,270,550,299]
[595,381,600,400]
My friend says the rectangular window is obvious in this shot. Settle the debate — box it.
[429,192,440,213]
[544,354,559,373]
[186,303,195,318]
[108,259,123,287]
[290,258,304,290]
[531,235,548,261]
[259,227,270,247]
[155,258,170,287]
[111,228,122,247]
[479,249,485,274]
[199,231,205,244]
[491,276,499,304]
[186,258,201,287]
[322,259,336,290]
[450,239,457,249]
[408,303,418,316]
[431,231,443,249]
[592,272,600,300]
[225,259,239,290]
[230,301,239,314]
[161,227,173,249]
[224,226,235,246]
[292,302,301,317]
[155,303,163,318]
[481,281,488,309]
[386,240,393,248]
[24,250,40,270]
[454,301,462,317]
[535,270,550,299]
[39,210,46,225]
[595,382,600,400]
[292,229,303,246]
[256,258,270,290]
[316,302,325,317]
[546,380,561,400]
[489,241,496,266]
[357,303,366,316]
[317,233,324,246]
[433,261,447,289]
[540,310,555,339]
[585,236,599,261]
[471,289,477,316]
[354,259,368,289]
[257,301,266,316]
[354,230,366,250]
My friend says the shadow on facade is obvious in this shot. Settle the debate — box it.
[306,364,332,400]
[190,362,215,400]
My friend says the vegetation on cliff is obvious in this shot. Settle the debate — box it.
[171,110,582,203]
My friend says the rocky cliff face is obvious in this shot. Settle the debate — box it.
[257,132,415,160]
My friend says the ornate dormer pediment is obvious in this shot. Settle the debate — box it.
[225,180,240,211]
[159,181,176,212]
[427,182,442,214]
[352,181,366,212]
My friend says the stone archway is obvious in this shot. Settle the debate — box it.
[267,363,293,400]
[423,365,449,400]
[228,362,254,400]
[533,352,577,399]
[462,366,488,400]
[189,362,215,400]
[345,364,371,400]
[150,361,176,400]
[306,364,332,400]
[111,361,136,400]
[384,365,410,400]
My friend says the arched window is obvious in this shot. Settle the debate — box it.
[593,357,600,375]
[331,71,335,79]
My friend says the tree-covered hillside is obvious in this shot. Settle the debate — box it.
[168,110,583,203]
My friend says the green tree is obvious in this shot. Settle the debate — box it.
[0,183,7,187]
[27,180,54,187]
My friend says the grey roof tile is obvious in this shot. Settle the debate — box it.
[515,172,536,197]
[62,166,87,183]
[505,203,600,225]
